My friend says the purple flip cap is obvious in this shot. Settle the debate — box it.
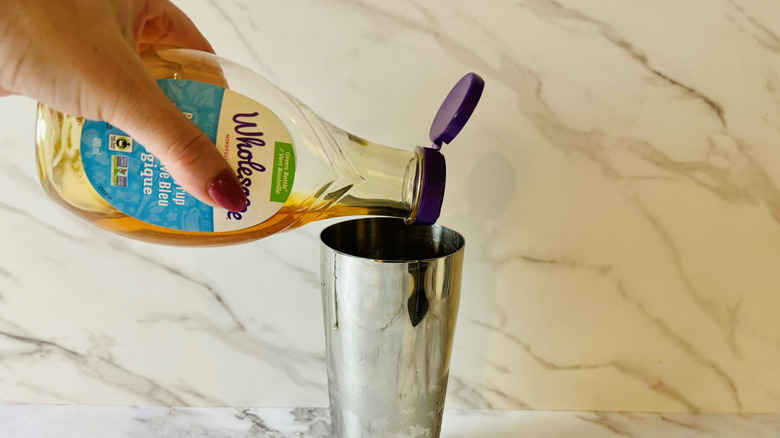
[414,73,484,225]
[429,72,485,149]
[414,147,446,225]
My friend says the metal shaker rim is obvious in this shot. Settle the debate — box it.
[320,217,465,263]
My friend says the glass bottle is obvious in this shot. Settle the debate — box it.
[35,47,483,246]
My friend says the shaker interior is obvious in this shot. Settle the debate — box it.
[321,218,464,261]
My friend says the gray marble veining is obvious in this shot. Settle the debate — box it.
[0,0,779,412]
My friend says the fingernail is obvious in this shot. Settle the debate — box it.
[208,170,247,212]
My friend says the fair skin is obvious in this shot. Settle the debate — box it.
[0,0,247,211]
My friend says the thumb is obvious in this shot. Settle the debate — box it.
[103,78,247,213]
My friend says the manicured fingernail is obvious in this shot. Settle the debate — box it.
[208,170,247,212]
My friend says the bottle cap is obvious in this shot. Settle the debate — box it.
[414,73,484,225]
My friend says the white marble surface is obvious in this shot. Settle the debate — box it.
[0,407,779,438]
[1,0,780,413]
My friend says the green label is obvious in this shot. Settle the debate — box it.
[271,141,295,203]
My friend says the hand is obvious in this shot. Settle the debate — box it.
[0,0,247,212]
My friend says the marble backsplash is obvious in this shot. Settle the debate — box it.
[0,0,779,413]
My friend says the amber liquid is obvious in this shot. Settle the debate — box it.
[35,107,417,247]
[68,193,370,246]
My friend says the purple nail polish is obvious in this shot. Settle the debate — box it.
[208,170,247,212]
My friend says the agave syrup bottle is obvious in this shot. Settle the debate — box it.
[35,47,483,246]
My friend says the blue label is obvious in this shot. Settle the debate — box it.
[81,79,225,232]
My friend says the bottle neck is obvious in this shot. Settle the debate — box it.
[336,133,421,222]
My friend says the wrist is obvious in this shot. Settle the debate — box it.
[0,0,21,28]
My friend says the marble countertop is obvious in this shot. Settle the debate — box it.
[0,406,778,438]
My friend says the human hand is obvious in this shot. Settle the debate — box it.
[0,0,247,211]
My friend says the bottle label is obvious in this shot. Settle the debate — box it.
[80,79,296,232]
